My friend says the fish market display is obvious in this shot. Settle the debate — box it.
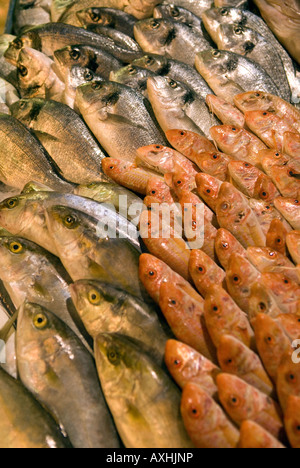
[0,0,300,450]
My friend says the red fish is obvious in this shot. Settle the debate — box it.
[284,395,300,448]
[189,249,226,297]
[165,129,216,163]
[238,420,285,449]
[195,173,222,212]
[214,228,246,270]
[206,94,245,128]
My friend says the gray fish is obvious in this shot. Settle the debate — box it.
[10,98,107,184]
[0,77,19,115]
[195,49,280,104]
[161,0,213,17]
[54,44,123,81]
[0,34,17,87]
[133,18,212,67]
[75,80,167,163]
[76,7,137,38]
[153,4,203,31]
[132,53,213,99]
[0,366,70,448]
[147,75,219,137]
[216,23,291,102]
[110,64,156,96]
[13,0,51,35]
[0,114,72,192]
[16,302,120,448]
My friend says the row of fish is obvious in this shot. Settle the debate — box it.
[0,0,299,449]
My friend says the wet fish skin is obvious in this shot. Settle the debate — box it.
[110,65,155,96]
[250,199,291,238]
[214,0,248,8]
[206,94,245,128]
[274,197,300,231]
[189,249,226,298]
[248,282,282,320]
[238,420,286,449]
[162,0,212,17]
[164,339,220,398]
[195,173,222,213]
[266,219,290,255]
[214,228,246,270]
[260,150,300,199]
[165,129,216,163]
[76,80,167,163]
[146,176,176,204]
[195,49,279,105]
[10,98,106,184]
[0,366,70,448]
[181,383,240,448]
[261,272,300,315]
[286,230,300,265]
[153,4,203,31]
[94,332,194,448]
[132,54,213,100]
[76,7,137,37]
[283,131,300,159]
[247,246,299,283]
[276,352,300,412]
[134,19,212,67]
[0,77,19,115]
[284,396,300,448]
[216,373,284,439]
[16,302,120,448]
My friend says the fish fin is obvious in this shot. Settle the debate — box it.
[105,113,148,131]
[33,130,59,142]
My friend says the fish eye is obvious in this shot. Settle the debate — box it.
[258,302,267,312]
[170,6,180,17]
[63,214,78,229]
[145,56,154,65]
[221,242,229,250]
[69,48,80,60]
[255,92,261,97]
[232,275,241,285]
[169,298,177,306]
[197,265,206,274]
[286,373,296,383]
[220,8,229,16]
[231,127,237,132]
[260,190,269,200]
[84,70,94,81]
[19,100,27,109]
[268,251,276,257]
[150,19,160,29]
[90,10,100,22]
[189,407,199,418]
[228,395,240,407]
[91,81,103,90]
[234,26,244,35]
[9,241,23,254]
[168,79,177,88]
[221,202,230,212]
[211,50,221,58]
[148,269,157,279]
[244,163,250,167]
[173,359,181,367]
[14,39,23,49]
[6,198,18,209]
[127,66,137,75]
[18,65,28,77]
[107,348,120,365]
[33,312,48,330]
[212,154,219,160]
[274,152,280,157]
[88,289,101,305]
[294,200,299,204]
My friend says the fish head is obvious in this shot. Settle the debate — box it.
[101,158,135,180]
[262,271,299,297]
[261,149,289,171]
[285,396,300,448]
[66,66,97,91]
[165,129,198,156]
[134,18,175,54]
[205,285,239,322]
[180,382,213,427]
[226,253,258,295]
[202,7,244,44]
[54,45,93,74]
[0,236,36,281]
[195,49,239,81]
[277,353,300,406]
[216,24,257,55]
[17,47,53,95]
[196,151,229,178]
[138,253,166,301]
[253,313,288,358]
[4,32,36,66]
[75,80,119,118]
[234,91,273,113]
[136,144,173,172]
[0,194,41,235]
[216,181,248,220]
[274,197,300,222]
[248,282,281,320]
[247,246,281,270]
[215,228,245,268]
[216,373,250,420]
[210,125,244,148]
[76,8,113,27]
[10,98,43,127]
[189,249,214,282]
[132,53,167,74]
[110,65,154,93]
[165,339,202,384]
[146,177,174,203]
[217,334,246,374]
[195,173,221,209]
[228,160,257,184]
[244,110,277,133]
[147,75,191,110]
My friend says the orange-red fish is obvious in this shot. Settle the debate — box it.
[165,129,216,164]
[244,110,299,152]
[250,199,291,238]
[206,94,245,128]
[248,282,284,320]
[101,158,158,195]
[189,249,226,298]
[276,314,300,341]
[261,150,300,198]
[217,373,284,439]
[228,160,279,202]
[234,91,300,134]
[195,173,222,213]
[274,197,300,231]
[253,313,291,381]
[283,131,300,159]
[136,144,190,175]
[261,272,300,315]
[146,177,176,204]
[238,420,286,449]
[217,334,275,397]
[266,219,289,255]
[164,339,220,398]
[204,285,254,349]
[164,159,198,196]
[247,246,299,283]
[214,228,246,270]
[216,182,266,248]
[138,253,200,304]
[210,125,267,168]
[180,383,240,448]
[194,151,233,182]
[287,230,300,265]
[284,396,300,449]
[158,282,216,361]
[276,352,300,412]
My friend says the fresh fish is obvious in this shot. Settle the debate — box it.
[247,246,299,283]
[266,219,290,255]
[216,23,291,102]
[10,98,107,184]
[16,47,65,101]
[238,420,286,449]
[214,0,248,8]
[158,281,217,361]
[192,151,232,182]
[164,159,199,195]
[69,279,170,364]
[164,339,220,398]
[216,373,283,439]
[165,129,216,163]
[283,131,300,159]
[195,49,280,105]
[136,144,190,175]
[216,182,266,248]
[132,54,213,100]
[45,205,144,300]
[250,199,291,238]
[195,173,222,212]
[253,313,292,381]
[134,18,212,67]
[214,228,246,270]
[217,334,275,397]
[76,7,137,37]
[0,77,19,115]
[0,114,72,192]
[110,65,155,96]
[204,285,254,349]
[0,34,17,87]
[276,352,300,412]
[146,176,176,204]
[260,150,300,199]
[16,302,120,448]
[274,197,300,231]
[226,253,262,314]
[210,124,267,168]
[228,160,279,202]
[76,80,167,163]
[147,75,219,138]
[206,94,245,128]
[248,282,282,320]
[54,44,123,82]
[13,0,51,36]
[287,230,300,265]
[261,272,300,315]
[180,383,240,448]
[0,367,70,448]
[94,332,194,448]
[153,4,203,31]
[189,249,226,297]
[162,0,213,17]
[284,396,300,448]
